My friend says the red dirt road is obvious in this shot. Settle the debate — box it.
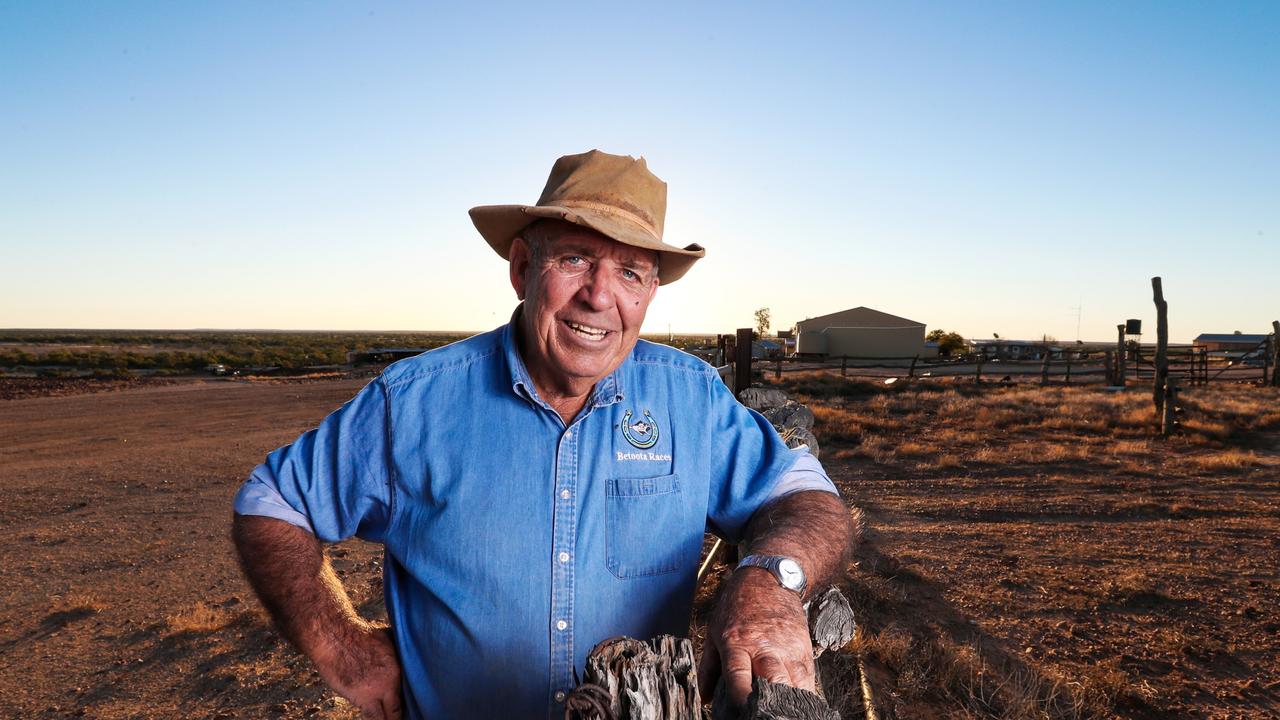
[0,379,383,719]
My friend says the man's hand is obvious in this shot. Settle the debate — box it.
[699,568,815,708]
[697,490,857,709]
[315,624,403,720]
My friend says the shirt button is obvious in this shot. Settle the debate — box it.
[560,489,570,500]
[554,690,566,702]
[558,551,570,563]
[564,430,573,440]
[556,619,568,631]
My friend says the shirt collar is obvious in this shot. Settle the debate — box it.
[501,303,627,411]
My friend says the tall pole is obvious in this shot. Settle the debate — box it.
[1116,324,1127,387]
[734,327,753,396]
[1152,278,1169,426]
[1272,321,1280,388]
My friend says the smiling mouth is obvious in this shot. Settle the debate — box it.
[564,320,612,341]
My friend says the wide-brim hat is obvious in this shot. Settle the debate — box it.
[469,149,706,284]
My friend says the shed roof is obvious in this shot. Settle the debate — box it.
[796,306,925,329]
[1194,333,1268,344]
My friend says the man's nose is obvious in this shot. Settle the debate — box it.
[577,266,617,311]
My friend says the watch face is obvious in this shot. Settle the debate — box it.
[778,559,804,589]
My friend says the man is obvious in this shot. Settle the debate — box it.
[232,150,854,719]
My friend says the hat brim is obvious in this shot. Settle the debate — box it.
[469,204,705,285]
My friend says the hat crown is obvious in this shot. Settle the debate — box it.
[537,150,666,240]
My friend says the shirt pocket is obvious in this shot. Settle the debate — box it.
[606,473,684,578]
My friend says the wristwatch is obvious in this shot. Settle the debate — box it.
[737,554,807,595]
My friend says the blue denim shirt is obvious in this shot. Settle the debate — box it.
[235,315,834,719]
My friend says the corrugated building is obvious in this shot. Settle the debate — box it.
[793,306,926,359]
[1193,333,1268,353]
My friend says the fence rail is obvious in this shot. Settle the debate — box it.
[718,346,1271,391]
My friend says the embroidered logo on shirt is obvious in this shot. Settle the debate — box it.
[621,409,659,449]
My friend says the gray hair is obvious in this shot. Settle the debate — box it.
[519,219,555,266]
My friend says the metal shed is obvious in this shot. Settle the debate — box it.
[793,307,926,359]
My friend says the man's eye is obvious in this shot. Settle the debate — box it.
[561,256,587,268]
[621,269,638,281]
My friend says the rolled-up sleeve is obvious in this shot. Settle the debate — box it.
[232,379,393,544]
[764,448,838,502]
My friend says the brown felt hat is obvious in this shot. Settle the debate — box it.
[469,150,706,284]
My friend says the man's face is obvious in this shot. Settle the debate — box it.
[510,221,659,394]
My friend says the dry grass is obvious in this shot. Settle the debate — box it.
[780,374,1279,480]
[1184,449,1263,472]
[760,373,1280,719]
[852,623,1121,720]
[49,592,107,616]
[166,601,235,635]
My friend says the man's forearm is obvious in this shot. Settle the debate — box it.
[740,489,857,597]
[232,514,402,717]
[232,514,374,671]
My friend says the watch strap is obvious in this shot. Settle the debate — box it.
[737,554,806,594]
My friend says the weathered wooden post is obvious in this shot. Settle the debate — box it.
[577,636,701,719]
[1272,321,1280,387]
[1116,324,1127,387]
[734,328,753,396]
[840,356,847,377]
[776,356,783,380]
[908,355,918,379]
[575,588,855,720]
[1065,356,1072,385]
[1105,350,1115,386]
[1162,378,1177,435]
[1152,277,1169,422]
[1040,351,1051,386]
[1264,338,1272,386]
[975,355,983,383]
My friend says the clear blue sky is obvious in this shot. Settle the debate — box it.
[2,1,1276,343]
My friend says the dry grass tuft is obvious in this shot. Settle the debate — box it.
[1185,449,1261,472]
[50,592,107,615]
[1102,570,1170,607]
[853,623,1118,719]
[166,602,234,635]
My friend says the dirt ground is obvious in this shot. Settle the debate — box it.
[1,376,1277,719]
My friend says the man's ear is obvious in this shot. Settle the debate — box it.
[509,236,531,300]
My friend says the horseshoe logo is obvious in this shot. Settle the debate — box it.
[621,409,659,449]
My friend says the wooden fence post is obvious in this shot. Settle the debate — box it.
[1152,277,1169,422]
[1065,357,1072,385]
[1041,351,1051,386]
[1116,324,1127,387]
[841,356,847,377]
[1162,378,1177,436]
[909,355,918,379]
[975,355,983,383]
[1272,321,1280,387]
[734,328,753,396]
[1264,338,1272,386]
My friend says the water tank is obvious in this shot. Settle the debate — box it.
[1125,319,1142,335]
[797,330,828,356]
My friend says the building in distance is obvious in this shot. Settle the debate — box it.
[793,306,926,360]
